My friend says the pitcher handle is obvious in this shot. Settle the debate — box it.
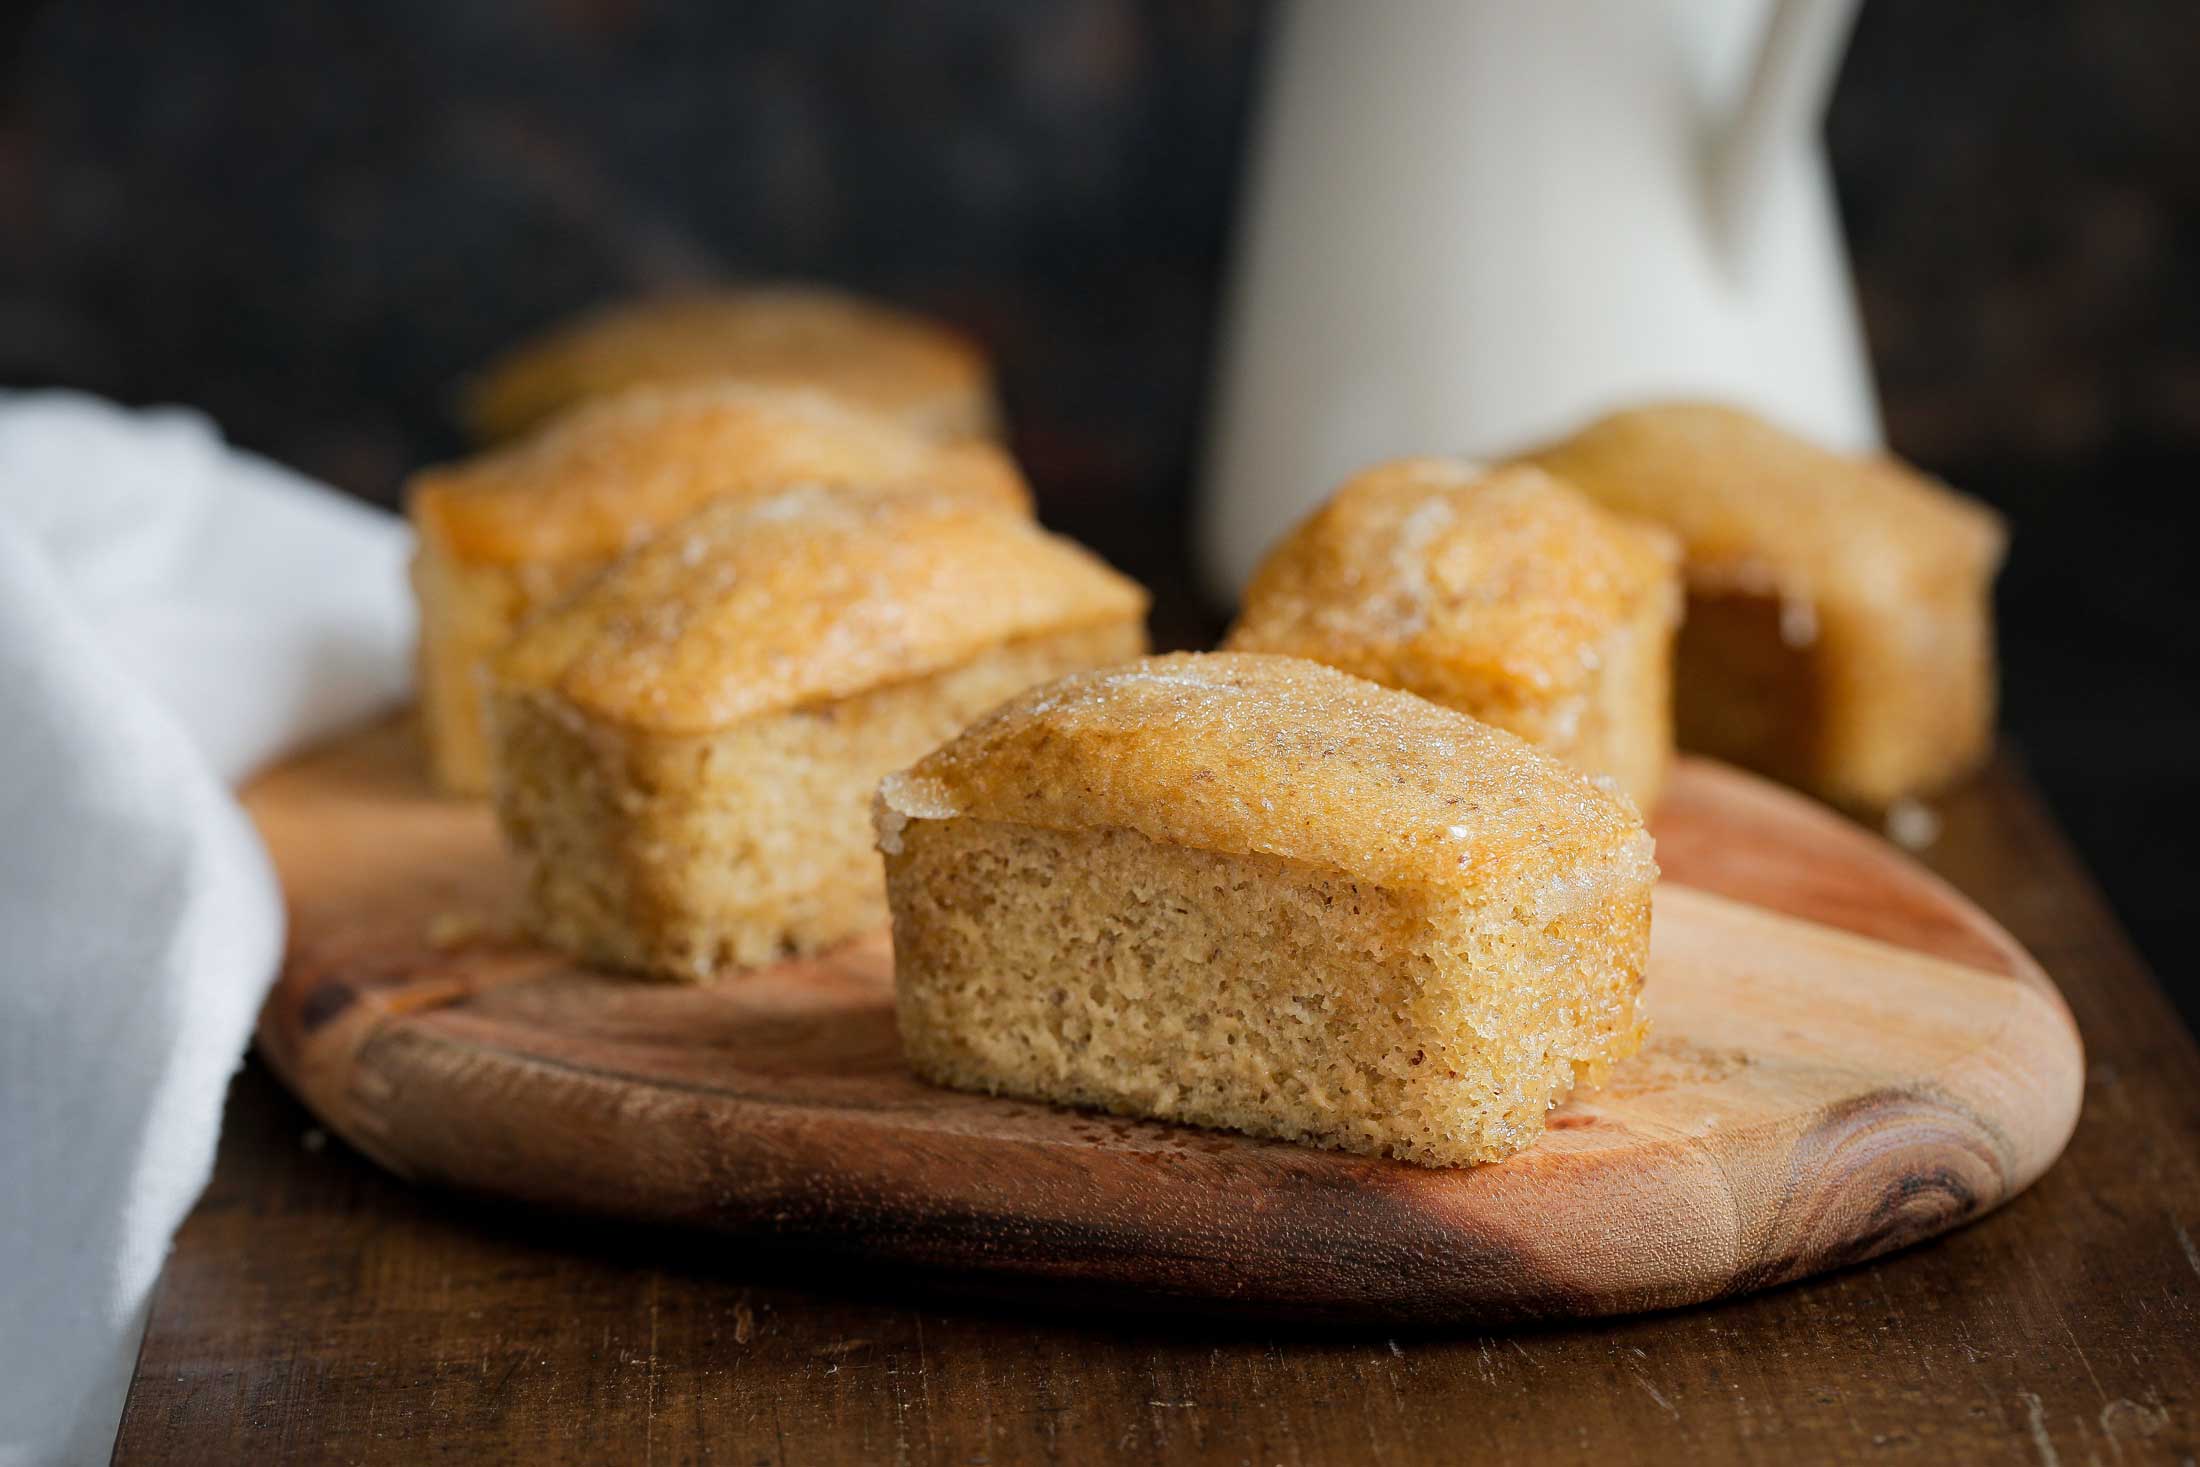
[1708,0,1864,279]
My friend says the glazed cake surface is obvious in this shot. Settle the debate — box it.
[1520,403,2006,807]
[461,285,1000,444]
[491,484,1136,735]
[1224,458,1680,808]
[408,381,1030,792]
[413,380,1026,566]
[488,484,1148,980]
[879,651,1655,1167]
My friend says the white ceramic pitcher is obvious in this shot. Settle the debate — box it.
[1198,0,1878,600]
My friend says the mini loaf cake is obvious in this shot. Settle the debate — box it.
[878,651,1656,1168]
[1223,459,1682,810]
[460,286,1001,444]
[408,381,1030,793]
[1519,403,2007,808]
[487,483,1148,981]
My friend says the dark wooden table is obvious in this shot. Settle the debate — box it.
[113,754,2200,1465]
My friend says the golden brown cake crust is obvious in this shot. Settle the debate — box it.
[410,382,1029,565]
[492,484,1149,736]
[460,286,998,444]
[1224,459,1679,713]
[1518,403,2005,807]
[878,651,1649,893]
[1517,403,2006,603]
[492,619,1145,980]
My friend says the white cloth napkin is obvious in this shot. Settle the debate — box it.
[0,391,412,1466]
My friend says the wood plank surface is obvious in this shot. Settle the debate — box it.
[114,755,2200,1465]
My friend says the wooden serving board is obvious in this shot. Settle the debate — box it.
[250,716,2083,1323]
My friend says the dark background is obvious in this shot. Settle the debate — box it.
[4,1,2195,1023]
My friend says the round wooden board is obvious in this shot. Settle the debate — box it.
[250,715,2083,1323]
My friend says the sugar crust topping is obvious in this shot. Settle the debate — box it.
[462,286,992,441]
[1225,459,1681,701]
[493,483,1146,734]
[411,381,1027,563]
[1518,403,2006,606]
[879,651,1652,892]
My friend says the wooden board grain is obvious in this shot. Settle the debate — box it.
[248,715,2083,1322]
[121,754,2200,1467]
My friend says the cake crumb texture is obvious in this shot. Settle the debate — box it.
[494,621,1143,980]
[486,485,1148,980]
[1519,402,2005,806]
[881,651,1654,1167]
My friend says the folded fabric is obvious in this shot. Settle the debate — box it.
[0,390,411,1466]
